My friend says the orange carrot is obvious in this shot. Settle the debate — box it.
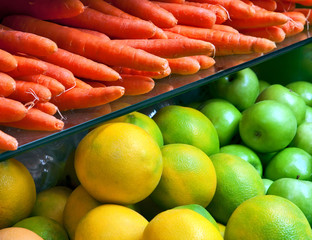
[283,11,306,25]
[9,80,52,104]
[0,49,17,72]
[54,7,157,39]
[1,108,64,131]
[186,0,255,19]
[250,0,277,11]
[151,27,169,39]
[0,130,18,151]
[295,8,312,24]
[0,0,84,20]
[211,24,239,33]
[39,48,120,82]
[113,66,171,79]
[0,29,58,57]
[279,15,305,37]
[184,1,229,24]
[165,25,276,55]
[6,55,48,78]
[3,15,169,72]
[155,0,185,2]
[0,97,27,122]
[286,0,312,5]
[275,0,296,12]
[240,26,286,42]
[77,28,111,40]
[189,55,215,69]
[16,74,65,97]
[84,81,107,88]
[74,78,93,89]
[51,86,125,111]
[164,30,189,39]
[0,72,16,97]
[109,0,178,28]
[152,1,216,28]
[112,38,215,58]
[34,102,58,115]
[167,57,201,75]
[103,75,155,95]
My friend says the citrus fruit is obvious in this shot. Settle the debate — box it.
[207,153,265,224]
[31,186,72,225]
[150,143,217,209]
[0,158,36,228]
[0,227,43,240]
[141,208,223,240]
[63,185,101,239]
[217,223,226,237]
[75,204,148,240]
[14,216,68,240]
[224,195,312,240]
[153,105,219,156]
[105,111,164,147]
[74,122,163,205]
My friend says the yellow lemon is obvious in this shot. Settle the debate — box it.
[224,195,312,240]
[141,208,223,240]
[217,223,226,238]
[74,122,163,205]
[31,186,72,225]
[63,185,101,239]
[75,204,148,240]
[0,227,43,240]
[0,158,36,228]
[153,105,219,156]
[150,143,217,209]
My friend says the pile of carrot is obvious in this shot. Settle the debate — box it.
[0,0,310,152]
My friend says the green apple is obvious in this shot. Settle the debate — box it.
[220,144,262,176]
[256,84,307,125]
[258,80,270,94]
[267,178,312,226]
[256,151,277,169]
[239,100,297,153]
[305,106,312,123]
[286,81,312,107]
[290,122,312,155]
[264,147,312,181]
[262,178,273,194]
[200,99,242,146]
[209,68,259,111]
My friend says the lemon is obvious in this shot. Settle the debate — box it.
[75,204,148,240]
[74,122,163,205]
[63,185,101,239]
[31,186,72,225]
[150,143,217,209]
[224,195,312,240]
[0,158,36,228]
[141,208,223,240]
[153,105,219,156]
[217,223,226,237]
[0,227,43,240]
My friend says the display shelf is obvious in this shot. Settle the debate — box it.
[1,30,312,161]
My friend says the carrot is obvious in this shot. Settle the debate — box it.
[165,25,277,55]
[34,102,58,115]
[113,66,171,79]
[1,108,64,131]
[0,130,18,151]
[0,72,16,97]
[16,74,65,97]
[103,75,155,95]
[283,11,306,25]
[0,97,27,122]
[295,8,312,24]
[77,28,111,40]
[0,29,57,57]
[0,49,17,72]
[112,38,215,58]
[6,55,48,78]
[240,26,286,42]
[286,0,312,5]
[211,24,239,33]
[167,57,201,75]
[275,0,296,12]
[250,0,277,11]
[150,27,169,39]
[0,24,11,30]
[39,48,120,82]
[184,1,229,24]
[0,0,84,20]
[155,0,185,2]
[152,1,216,28]
[3,15,169,72]
[51,86,125,111]
[74,78,93,89]
[186,0,255,19]
[54,7,157,39]
[279,15,305,37]
[164,30,189,39]
[109,0,178,28]
[84,81,107,88]
[189,55,215,69]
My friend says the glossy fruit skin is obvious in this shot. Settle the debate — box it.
[262,178,273,194]
[258,80,270,94]
[209,68,259,111]
[305,106,312,123]
[239,100,297,153]
[286,81,312,107]
[200,99,242,147]
[256,84,307,125]
[267,178,312,226]
[264,147,312,181]
[290,122,312,155]
[220,144,262,176]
